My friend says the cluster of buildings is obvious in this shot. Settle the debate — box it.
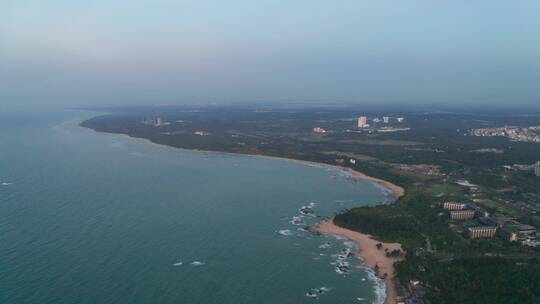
[470,126,540,143]
[142,117,169,127]
[444,201,488,221]
[396,164,442,176]
[496,219,537,243]
[443,201,539,246]
[357,115,405,129]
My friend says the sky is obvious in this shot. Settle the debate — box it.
[1,0,539,109]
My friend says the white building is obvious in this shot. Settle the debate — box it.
[443,201,467,210]
[383,116,390,124]
[535,161,540,177]
[397,117,405,123]
[358,116,368,128]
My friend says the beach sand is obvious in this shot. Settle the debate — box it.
[318,220,404,304]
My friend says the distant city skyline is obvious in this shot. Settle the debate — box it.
[1,0,539,109]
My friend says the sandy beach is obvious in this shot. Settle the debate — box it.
[318,220,404,304]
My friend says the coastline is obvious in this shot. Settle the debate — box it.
[83,126,406,303]
[128,138,406,303]
[318,220,404,304]
[82,123,404,200]
[243,154,405,201]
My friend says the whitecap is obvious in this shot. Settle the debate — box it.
[306,286,332,298]
[1,182,12,186]
[173,261,183,266]
[318,242,332,249]
[366,269,387,304]
[277,229,293,236]
[356,297,367,301]
[289,216,305,225]
[191,261,205,266]
[334,265,349,274]
[343,241,356,248]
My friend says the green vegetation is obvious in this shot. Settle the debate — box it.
[398,256,540,304]
[81,106,540,303]
[335,161,539,302]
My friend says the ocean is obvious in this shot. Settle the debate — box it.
[0,110,389,304]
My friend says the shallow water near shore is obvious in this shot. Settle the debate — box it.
[0,110,388,304]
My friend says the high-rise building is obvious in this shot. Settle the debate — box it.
[535,161,540,177]
[397,117,405,123]
[383,116,390,124]
[358,116,367,128]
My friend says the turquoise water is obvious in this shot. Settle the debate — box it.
[0,111,388,304]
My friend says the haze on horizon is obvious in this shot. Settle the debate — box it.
[1,0,539,110]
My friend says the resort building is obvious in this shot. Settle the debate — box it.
[443,202,467,210]
[468,226,497,239]
[499,223,537,242]
[450,210,475,220]
[535,161,540,177]
[358,116,368,128]
[156,117,164,127]
[383,116,390,124]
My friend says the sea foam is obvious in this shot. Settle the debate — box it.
[366,269,387,304]
[277,229,293,236]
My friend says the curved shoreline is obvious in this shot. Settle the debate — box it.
[243,154,404,201]
[82,122,404,200]
[83,126,405,304]
[131,138,406,304]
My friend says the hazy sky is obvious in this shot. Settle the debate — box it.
[1,0,539,109]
